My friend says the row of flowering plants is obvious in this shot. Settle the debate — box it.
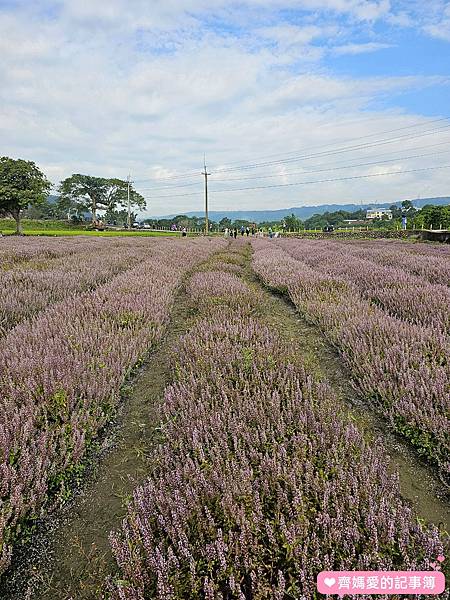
[276,239,450,333]
[251,240,449,481]
[340,239,450,285]
[0,237,224,576]
[0,236,99,269]
[0,238,180,335]
[108,256,446,599]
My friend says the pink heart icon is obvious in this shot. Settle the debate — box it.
[437,555,445,563]
[324,578,336,588]
[430,562,437,569]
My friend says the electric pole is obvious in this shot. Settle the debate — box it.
[202,156,210,235]
[127,174,131,229]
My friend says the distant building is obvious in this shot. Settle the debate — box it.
[366,208,393,220]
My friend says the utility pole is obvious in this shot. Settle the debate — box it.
[127,174,131,229]
[202,155,210,235]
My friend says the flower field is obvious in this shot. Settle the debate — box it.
[108,246,446,599]
[0,237,448,599]
[252,239,450,479]
[0,238,176,334]
[0,236,225,575]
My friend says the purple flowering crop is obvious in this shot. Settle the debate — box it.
[252,239,450,478]
[0,237,225,575]
[108,263,446,600]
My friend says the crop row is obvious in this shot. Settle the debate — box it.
[0,238,179,335]
[347,238,450,257]
[0,238,224,576]
[338,239,450,285]
[252,240,449,480]
[276,239,450,333]
[0,236,106,269]
[108,257,445,599]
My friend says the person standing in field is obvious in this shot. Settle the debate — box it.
[233,228,237,239]
[182,227,187,237]
[245,226,250,236]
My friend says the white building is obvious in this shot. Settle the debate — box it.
[366,208,393,220]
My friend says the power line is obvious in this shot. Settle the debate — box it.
[209,116,449,170]
[142,163,450,199]
[209,124,450,174]
[209,147,450,184]
[133,116,449,183]
[135,139,450,192]
[139,122,450,188]
[133,169,201,183]
[136,180,203,192]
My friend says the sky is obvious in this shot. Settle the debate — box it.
[1,1,450,217]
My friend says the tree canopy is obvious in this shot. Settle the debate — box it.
[413,204,450,230]
[283,213,304,230]
[0,157,51,233]
[58,174,145,220]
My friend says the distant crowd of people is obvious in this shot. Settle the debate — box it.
[224,225,280,239]
[170,221,282,239]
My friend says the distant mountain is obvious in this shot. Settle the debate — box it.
[154,197,449,223]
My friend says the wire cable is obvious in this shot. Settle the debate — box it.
[142,163,450,199]
[210,124,450,174]
[208,147,450,184]
[135,140,450,192]
[209,116,449,169]
[133,117,449,183]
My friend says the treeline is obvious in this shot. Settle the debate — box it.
[147,202,450,232]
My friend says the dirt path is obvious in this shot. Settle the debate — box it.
[241,246,449,531]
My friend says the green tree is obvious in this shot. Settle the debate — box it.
[219,217,232,230]
[304,213,328,230]
[401,199,414,212]
[389,204,402,219]
[284,213,303,231]
[104,208,137,226]
[0,157,51,234]
[233,219,251,229]
[58,174,145,221]
[414,204,450,229]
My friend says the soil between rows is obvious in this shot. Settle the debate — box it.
[1,242,448,599]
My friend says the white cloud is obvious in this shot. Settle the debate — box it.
[257,24,331,45]
[298,0,391,21]
[423,4,450,42]
[332,41,393,54]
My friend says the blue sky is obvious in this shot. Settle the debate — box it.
[0,0,449,216]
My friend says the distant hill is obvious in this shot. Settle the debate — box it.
[155,197,449,223]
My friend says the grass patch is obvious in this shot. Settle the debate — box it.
[0,218,85,231]
[2,229,182,237]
